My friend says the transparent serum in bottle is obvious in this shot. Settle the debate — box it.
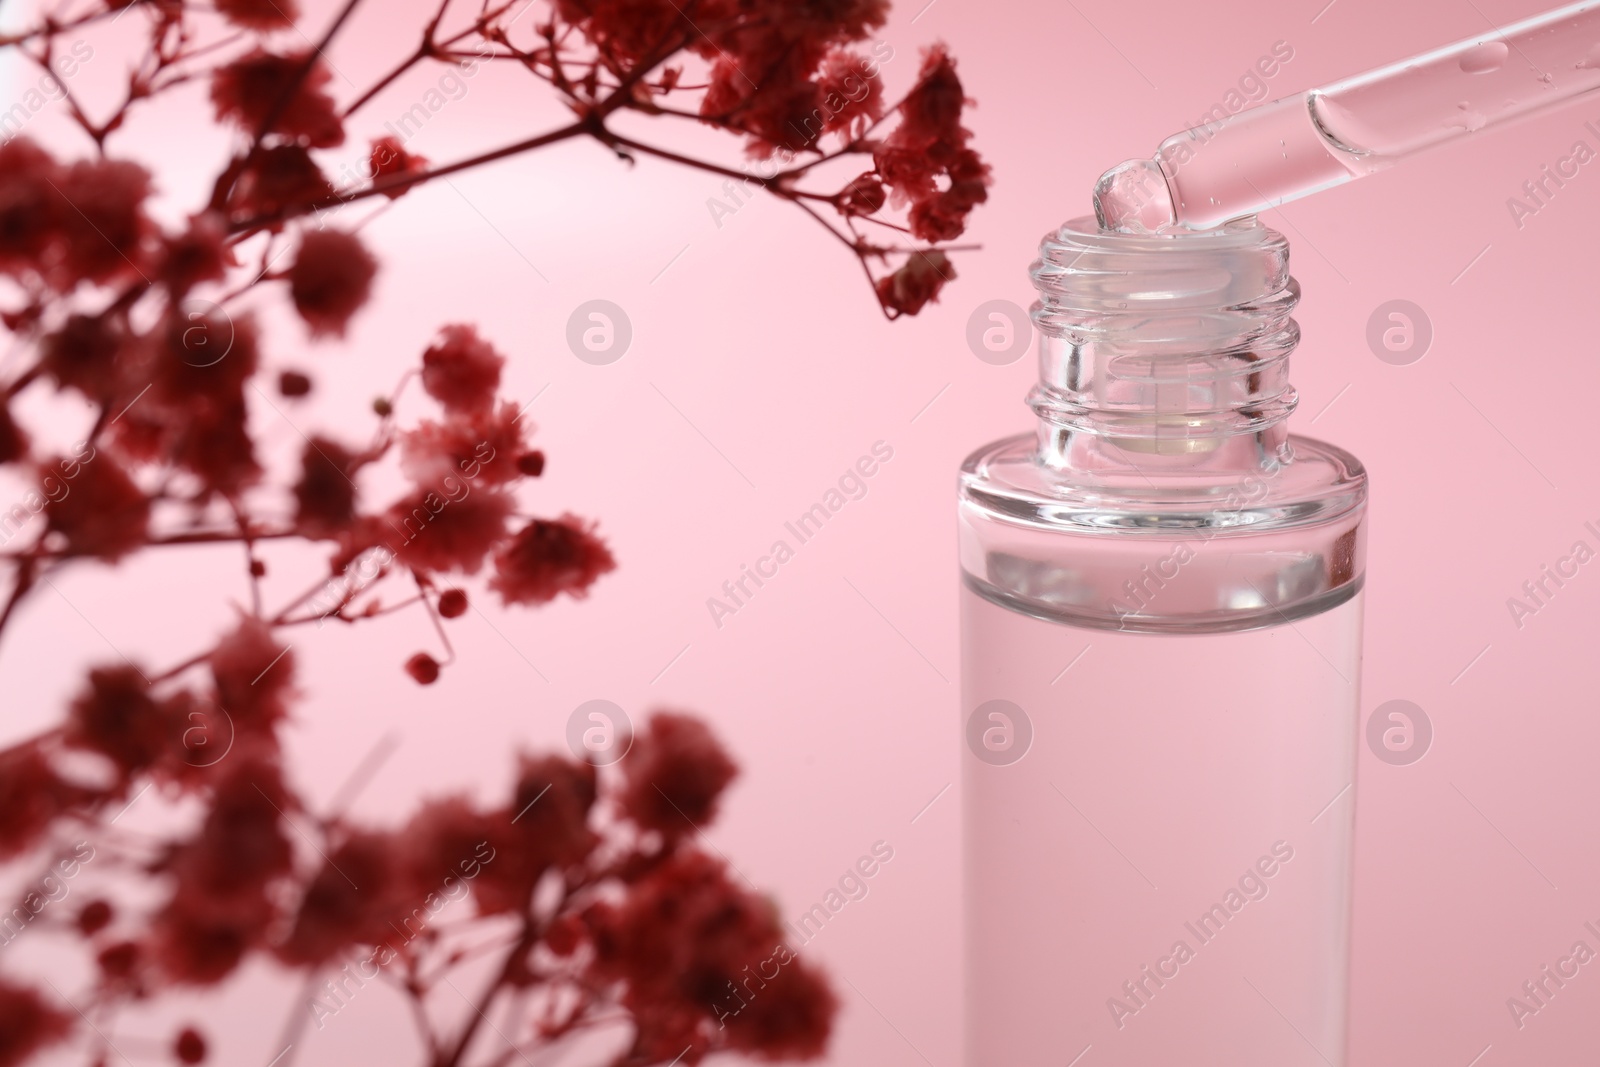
[960,218,1366,1065]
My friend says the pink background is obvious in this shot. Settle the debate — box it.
[4,0,1600,1064]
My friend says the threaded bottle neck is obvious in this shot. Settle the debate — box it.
[1028,216,1300,471]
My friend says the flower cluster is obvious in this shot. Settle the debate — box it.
[9,651,833,1063]
[0,138,153,293]
[281,319,617,679]
[0,0,985,1060]
[546,0,989,315]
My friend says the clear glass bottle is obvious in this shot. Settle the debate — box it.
[960,216,1367,1065]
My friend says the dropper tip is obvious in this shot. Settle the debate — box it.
[1092,158,1178,234]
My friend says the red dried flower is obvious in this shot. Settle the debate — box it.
[369,136,429,198]
[691,0,890,156]
[619,713,738,835]
[814,49,884,139]
[0,401,27,465]
[158,213,231,295]
[587,848,835,1061]
[96,939,141,981]
[721,955,837,1060]
[65,665,171,779]
[891,46,967,152]
[908,149,989,242]
[40,314,124,397]
[278,831,402,965]
[0,979,71,1067]
[399,401,527,490]
[209,617,295,733]
[124,310,265,497]
[327,514,391,578]
[77,899,114,937]
[489,515,616,607]
[700,55,817,158]
[173,1026,208,1065]
[172,400,263,498]
[0,745,81,860]
[278,369,313,397]
[211,50,344,148]
[150,911,253,986]
[404,652,440,685]
[288,229,377,339]
[871,47,990,243]
[148,307,259,411]
[509,754,596,867]
[172,757,295,903]
[462,756,595,916]
[516,450,545,477]
[387,488,514,574]
[437,589,468,618]
[420,324,504,414]
[874,250,955,317]
[544,912,584,956]
[215,0,298,30]
[871,144,937,208]
[50,157,155,289]
[397,796,500,908]
[227,144,333,222]
[292,437,359,537]
[0,138,61,279]
[837,173,886,217]
[42,452,151,561]
[154,759,293,984]
[552,0,685,66]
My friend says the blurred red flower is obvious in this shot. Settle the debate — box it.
[489,515,617,606]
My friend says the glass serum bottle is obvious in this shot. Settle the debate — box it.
[959,216,1367,1065]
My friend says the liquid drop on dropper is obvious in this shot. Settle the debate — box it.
[1091,158,1177,233]
[1459,40,1509,74]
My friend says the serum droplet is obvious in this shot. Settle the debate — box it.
[1577,42,1600,69]
[1091,158,1177,233]
[1459,41,1509,74]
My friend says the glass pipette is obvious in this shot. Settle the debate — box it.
[1094,0,1600,231]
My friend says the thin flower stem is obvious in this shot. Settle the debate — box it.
[0,555,39,643]
[341,0,528,119]
[272,971,326,1067]
[277,593,423,628]
[436,919,540,1067]
[229,497,265,618]
[228,121,590,233]
[23,42,100,149]
[147,649,211,686]
[412,570,455,665]
[0,6,118,50]
[341,42,432,120]
[603,132,777,189]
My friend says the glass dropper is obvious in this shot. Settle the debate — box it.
[1094,0,1600,232]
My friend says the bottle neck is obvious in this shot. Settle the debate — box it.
[1027,217,1300,477]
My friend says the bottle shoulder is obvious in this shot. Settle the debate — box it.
[959,431,1367,537]
[958,432,1368,633]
